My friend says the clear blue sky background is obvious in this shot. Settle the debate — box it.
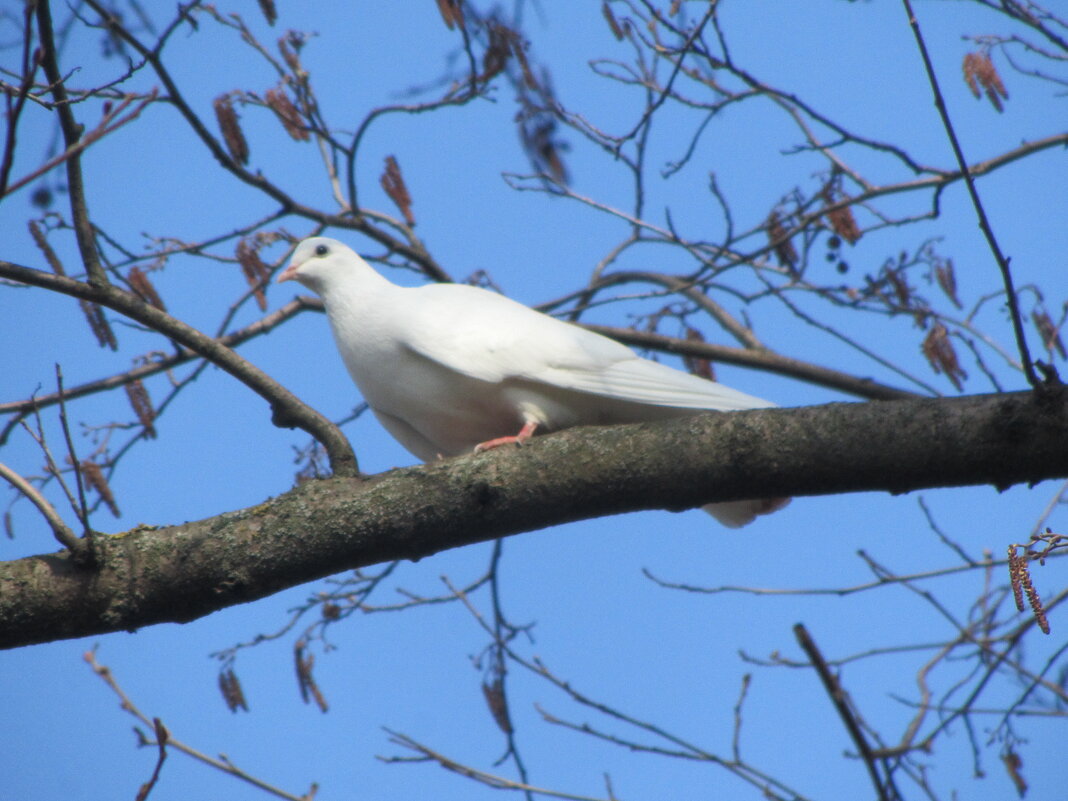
[2,2,1065,800]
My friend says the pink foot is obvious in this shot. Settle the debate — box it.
[473,421,539,453]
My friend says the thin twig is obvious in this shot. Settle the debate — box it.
[0,260,359,477]
[793,623,890,801]
[731,673,751,763]
[441,575,809,801]
[0,3,40,197]
[382,730,611,801]
[54,364,91,537]
[34,0,109,286]
[0,461,80,551]
[485,539,534,801]
[1,91,158,200]
[135,719,169,801]
[642,549,1023,597]
[0,297,318,425]
[85,649,313,801]
[901,0,1043,389]
[18,418,75,515]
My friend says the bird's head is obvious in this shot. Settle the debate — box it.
[277,237,365,292]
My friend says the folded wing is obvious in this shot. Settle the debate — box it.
[400,283,772,413]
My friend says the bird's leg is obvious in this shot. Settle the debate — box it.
[473,420,539,453]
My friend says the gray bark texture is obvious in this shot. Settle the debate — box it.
[2,388,1066,650]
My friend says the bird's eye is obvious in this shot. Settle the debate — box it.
[315,244,329,257]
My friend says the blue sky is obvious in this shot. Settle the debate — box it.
[2,2,1065,800]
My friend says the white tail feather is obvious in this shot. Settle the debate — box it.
[704,497,791,528]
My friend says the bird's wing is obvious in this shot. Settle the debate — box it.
[534,355,774,411]
[397,283,772,412]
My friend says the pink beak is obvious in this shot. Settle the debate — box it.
[276,260,303,283]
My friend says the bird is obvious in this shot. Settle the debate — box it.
[277,236,789,527]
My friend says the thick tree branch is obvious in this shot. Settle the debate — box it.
[2,389,1065,650]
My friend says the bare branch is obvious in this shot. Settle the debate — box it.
[382,729,610,801]
[0,461,79,552]
[53,365,92,536]
[793,623,893,801]
[902,0,1049,390]
[1,91,158,200]
[85,650,311,801]
[34,0,110,286]
[0,297,315,425]
[0,260,358,477]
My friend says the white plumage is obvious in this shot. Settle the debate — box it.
[278,237,788,527]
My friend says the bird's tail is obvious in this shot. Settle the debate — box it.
[703,497,791,528]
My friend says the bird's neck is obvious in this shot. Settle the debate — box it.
[319,271,396,335]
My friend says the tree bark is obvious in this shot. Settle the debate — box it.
[2,389,1065,650]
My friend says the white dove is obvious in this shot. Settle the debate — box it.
[278,237,789,527]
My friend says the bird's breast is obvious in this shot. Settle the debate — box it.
[339,336,529,457]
